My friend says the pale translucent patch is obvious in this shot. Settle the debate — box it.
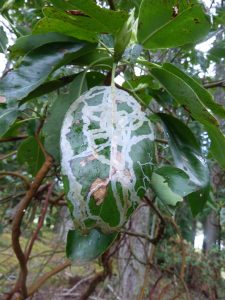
[60,86,154,230]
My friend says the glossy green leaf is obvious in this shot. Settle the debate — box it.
[151,67,225,167]
[187,186,210,216]
[114,9,135,61]
[158,113,209,188]
[51,0,128,35]
[71,48,113,69]
[0,25,8,53]
[60,86,154,231]
[151,172,183,206]
[10,32,78,57]
[152,166,198,206]
[2,118,37,138]
[33,13,98,43]
[17,136,45,176]
[43,73,88,162]
[155,166,196,197]
[20,74,78,104]
[44,72,105,162]
[118,0,142,16]
[66,228,117,263]
[209,40,225,59]
[0,107,18,137]
[150,66,218,126]
[138,0,210,49]
[205,124,225,168]
[0,41,95,102]
[123,76,154,106]
[163,63,225,119]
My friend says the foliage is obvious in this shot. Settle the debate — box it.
[0,0,225,299]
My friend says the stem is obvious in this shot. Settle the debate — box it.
[8,155,53,299]
[27,260,71,297]
[0,171,30,190]
[25,183,54,261]
[111,62,117,88]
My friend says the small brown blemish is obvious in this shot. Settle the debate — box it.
[80,155,97,167]
[65,10,88,17]
[194,18,200,24]
[90,178,108,206]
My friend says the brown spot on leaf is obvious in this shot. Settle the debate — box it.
[194,18,200,24]
[90,178,109,206]
[66,10,89,17]
[80,155,96,167]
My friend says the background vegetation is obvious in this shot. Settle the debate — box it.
[0,0,225,299]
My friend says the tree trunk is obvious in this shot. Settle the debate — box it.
[117,204,150,299]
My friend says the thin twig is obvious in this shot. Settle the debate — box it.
[0,150,17,160]
[0,135,27,143]
[6,155,53,299]
[25,183,54,261]
[27,260,71,297]
[204,79,225,89]
[0,171,30,190]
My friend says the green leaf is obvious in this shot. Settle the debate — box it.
[163,63,225,119]
[60,86,154,231]
[71,48,113,69]
[158,113,209,188]
[114,9,135,61]
[123,75,158,106]
[138,1,210,49]
[43,73,88,162]
[150,66,218,126]
[17,136,45,176]
[2,117,37,138]
[151,172,183,206]
[0,25,8,53]
[10,32,78,57]
[152,166,199,206]
[66,228,117,263]
[151,66,225,167]
[0,107,18,137]
[209,40,225,59]
[205,124,225,168]
[51,0,128,35]
[155,166,196,197]
[0,41,95,102]
[187,186,210,216]
[33,10,98,43]
[20,74,78,104]
[118,0,142,16]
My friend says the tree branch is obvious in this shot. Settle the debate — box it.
[27,260,71,297]
[25,183,54,261]
[204,79,225,89]
[8,154,53,299]
[0,171,30,190]
[0,135,28,143]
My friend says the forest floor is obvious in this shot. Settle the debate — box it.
[0,230,224,300]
